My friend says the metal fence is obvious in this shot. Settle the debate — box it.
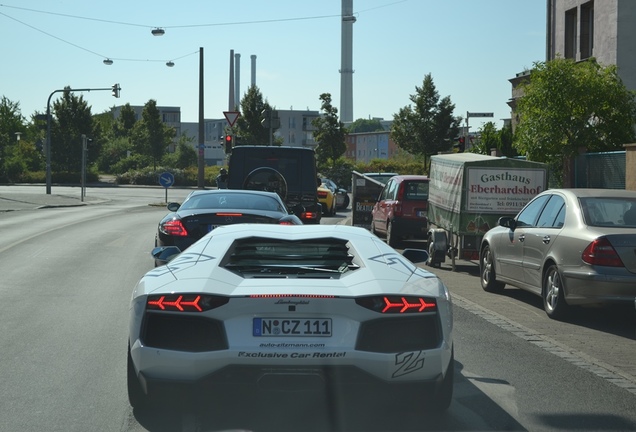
[574,151,626,189]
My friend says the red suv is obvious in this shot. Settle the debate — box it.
[371,175,430,247]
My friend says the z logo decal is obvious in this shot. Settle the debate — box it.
[392,351,425,378]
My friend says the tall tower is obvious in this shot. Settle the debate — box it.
[251,55,257,87]
[340,0,356,123]
[234,53,241,107]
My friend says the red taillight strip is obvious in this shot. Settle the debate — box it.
[249,294,336,298]
[148,295,202,311]
[382,296,436,313]
[216,212,243,216]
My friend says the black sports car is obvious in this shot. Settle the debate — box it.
[155,189,302,259]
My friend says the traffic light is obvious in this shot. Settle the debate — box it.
[111,83,121,98]
[224,135,233,153]
[457,137,465,152]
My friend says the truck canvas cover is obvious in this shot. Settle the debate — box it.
[428,153,548,236]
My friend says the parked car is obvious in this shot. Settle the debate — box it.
[479,188,636,319]
[317,182,336,216]
[155,189,302,263]
[129,224,454,412]
[363,172,399,185]
[371,175,430,247]
[321,177,350,210]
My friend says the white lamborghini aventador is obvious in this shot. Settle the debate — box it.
[128,224,454,412]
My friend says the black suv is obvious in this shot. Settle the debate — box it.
[227,145,322,224]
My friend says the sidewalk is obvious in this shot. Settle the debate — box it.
[0,190,104,212]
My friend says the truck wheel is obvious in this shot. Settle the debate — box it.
[426,235,440,268]
[543,264,569,319]
[480,245,505,293]
[387,221,400,248]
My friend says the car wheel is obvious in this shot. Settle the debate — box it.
[127,344,148,409]
[387,221,400,248]
[480,245,505,293]
[423,348,454,413]
[543,264,569,319]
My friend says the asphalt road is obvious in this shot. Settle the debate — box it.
[1,184,635,431]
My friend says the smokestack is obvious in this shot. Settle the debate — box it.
[340,0,355,122]
[250,55,257,87]
[228,49,235,110]
[234,53,241,107]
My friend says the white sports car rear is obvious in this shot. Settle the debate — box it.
[128,224,454,411]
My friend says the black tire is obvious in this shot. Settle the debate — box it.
[543,264,569,319]
[387,221,400,248]
[127,344,148,409]
[424,349,454,413]
[480,245,505,293]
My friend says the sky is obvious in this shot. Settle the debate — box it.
[0,0,547,131]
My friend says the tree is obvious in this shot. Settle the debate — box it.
[0,96,27,180]
[515,57,636,161]
[113,103,137,139]
[312,93,347,168]
[348,118,385,133]
[50,89,100,173]
[469,121,499,155]
[234,86,278,145]
[390,74,460,168]
[131,100,175,170]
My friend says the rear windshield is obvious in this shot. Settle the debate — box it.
[580,197,636,227]
[403,181,429,200]
[180,193,285,212]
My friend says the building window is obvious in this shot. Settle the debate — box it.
[580,1,594,59]
[565,7,577,59]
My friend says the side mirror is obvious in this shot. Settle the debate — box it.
[167,202,181,212]
[151,246,181,265]
[498,216,516,230]
[401,248,429,264]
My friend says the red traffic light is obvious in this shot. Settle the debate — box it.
[225,135,232,142]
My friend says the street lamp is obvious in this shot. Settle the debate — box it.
[151,28,165,36]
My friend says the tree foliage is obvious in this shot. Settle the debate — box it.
[131,100,175,169]
[312,93,347,168]
[515,57,636,161]
[234,86,278,145]
[390,74,460,167]
[51,89,101,173]
[347,118,385,133]
[0,96,28,180]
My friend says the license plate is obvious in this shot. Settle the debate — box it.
[253,318,332,337]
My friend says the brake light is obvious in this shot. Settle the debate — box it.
[356,296,437,313]
[279,221,294,225]
[146,294,229,312]
[302,211,319,220]
[216,212,243,217]
[582,237,624,267]
[161,219,188,236]
[394,184,404,216]
[317,190,328,198]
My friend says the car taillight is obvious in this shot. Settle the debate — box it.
[146,294,229,312]
[160,219,188,236]
[216,212,243,217]
[356,296,437,313]
[302,211,319,220]
[317,191,328,198]
[279,221,294,225]
[582,237,624,267]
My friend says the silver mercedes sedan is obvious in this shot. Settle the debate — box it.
[479,188,636,319]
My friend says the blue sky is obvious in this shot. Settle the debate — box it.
[0,0,546,130]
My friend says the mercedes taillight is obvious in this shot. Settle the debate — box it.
[582,237,624,267]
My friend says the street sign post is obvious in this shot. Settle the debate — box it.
[467,112,494,118]
[159,171,175,203]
